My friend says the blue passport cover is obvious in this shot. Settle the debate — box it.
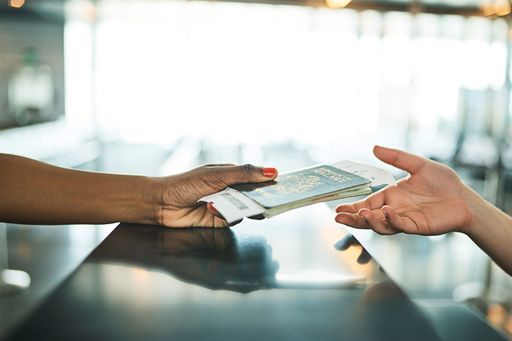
[229,165,370,209]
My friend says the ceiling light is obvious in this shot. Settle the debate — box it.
[493,0,511,16]
[326,0,352,9]
[8,0,25,8]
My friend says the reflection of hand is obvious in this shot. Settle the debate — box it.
[158,228,278,293]
[333,234,371,265]
[335,146,473,236]
[332,233,441,338]
[156,165,277,228]
[160,227,236,258]
[94,225,278,293]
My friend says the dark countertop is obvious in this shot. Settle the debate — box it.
[4,204,509,341]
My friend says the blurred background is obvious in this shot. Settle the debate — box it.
[2,0,512,338]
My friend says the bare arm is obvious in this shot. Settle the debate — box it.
[0,153,277,228]
[335,146,512,275]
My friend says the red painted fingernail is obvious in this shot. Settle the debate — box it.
[263,167,277,177]
[209,203,218,212]
[208,261,219,273]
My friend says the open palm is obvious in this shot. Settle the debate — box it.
[335,146,473,236]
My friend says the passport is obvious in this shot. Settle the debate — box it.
[200,161,394,223]
[229,165,371,215]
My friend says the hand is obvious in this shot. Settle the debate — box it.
[335,146,474,236]
[334,234,372,264]
[159,229,277,293]
[155,164,278,228]
[92,224,278,293]
[0,154,277,227]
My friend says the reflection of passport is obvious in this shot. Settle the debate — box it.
[230,165,371,213]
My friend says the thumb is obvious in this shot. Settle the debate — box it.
[209,164,278,186]
[373,145,428,175]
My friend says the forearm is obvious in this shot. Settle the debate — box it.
[0,154,160,225]
[464,187,512,275]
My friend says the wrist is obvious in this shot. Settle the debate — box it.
[462,184,503,238]
[460,185,484,236]
[460,183,512,275]
[114,175,163,226]
[137,176,165,226]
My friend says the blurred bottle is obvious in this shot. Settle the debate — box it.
[8,48,55,126]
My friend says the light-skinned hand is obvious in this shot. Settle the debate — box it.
[335,145,474,235]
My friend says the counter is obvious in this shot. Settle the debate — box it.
[4,205,508,340]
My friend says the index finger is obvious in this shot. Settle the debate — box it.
[335,188,388,213]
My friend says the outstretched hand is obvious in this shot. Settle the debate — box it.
[156,164,278,228]
[0,153,277,228]
[335,146,474,236]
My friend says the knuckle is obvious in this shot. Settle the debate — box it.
[240,164,256,176]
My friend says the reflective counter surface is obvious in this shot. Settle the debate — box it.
[5,205,508,340]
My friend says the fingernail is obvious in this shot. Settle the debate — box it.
[209,203,218,212]
[360,215,367,223]
[208,261,219,273]
[382,210,388,218]
[263,167,277,177]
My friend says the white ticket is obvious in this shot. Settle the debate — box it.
[200,187,265,223]
[331,160,396,188]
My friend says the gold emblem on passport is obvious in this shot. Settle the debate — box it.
[272,174,322,195]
